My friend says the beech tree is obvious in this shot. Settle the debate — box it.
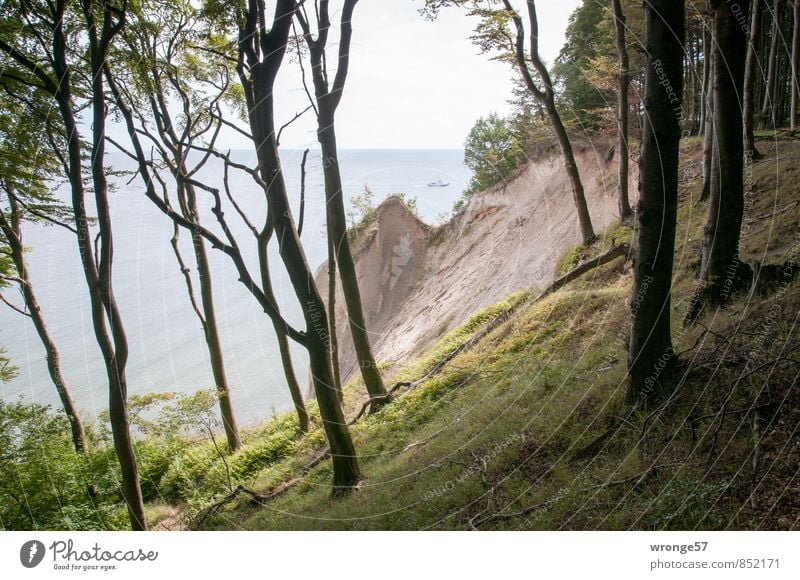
[0,0,148,529]
[695,0,751,310]
[0,94,87,454]
[627,0,684,403]
[425,0,596,244]
[744,0,765,158]
[295,0,390,410]
[107,0,361,493]
[611,0,633,220]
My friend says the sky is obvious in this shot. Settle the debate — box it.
[221,0,582,150]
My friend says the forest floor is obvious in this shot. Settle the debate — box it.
[158,135,799,531]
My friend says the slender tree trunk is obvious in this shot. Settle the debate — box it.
[792,0,800,130]
[58,2,145,530]
[297,0,389,409]
[701,22,715,203]
[700,24,711,133]
[699,0,752,306]
[256,231,310,433]
[745,0,765,158]
[248,37,361,491]
[612,0,633,220]
[191,225,242,451]
[761,0,785,128]
[0,201,87,454]
[502,0,596,244]
[628,0,685,403]
[317,114,389,409]
[328,235,344,404]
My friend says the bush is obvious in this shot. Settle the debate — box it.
[0,401,126,530]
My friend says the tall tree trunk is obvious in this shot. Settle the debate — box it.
[0,200,87,454]
[792,0,800,130]
[317,114,389,409]
[297,0,389,409]
[501,0,596,244]
[252,120,360,491]
[328,235,344,404]
[62,1,145,530]
[761,0,785,129]
[256,231,310,433]
[191,226,242,451]
[612,0,633,220]
[701,21,715,203]
[699,0,752,306]
[745,0,765,158]
[240,0,361,491]
[627,0,685,403]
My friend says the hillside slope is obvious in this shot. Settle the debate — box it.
[188,136,798,531]
[319,143,637,385]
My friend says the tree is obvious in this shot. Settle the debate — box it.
[611,0,633,220]
[108,0,361,494]
[552,0,612,129]
[0,94,87,454]
[761,0,786,129]
[295,0,391,411]
[426,0,596,244]
[0,0,148,530]
[695,0,751,311]
[627,0,685,403]
[791,0,800,130]
[744,0,765,158]
[463,113,524,198]
[0,347,17,383]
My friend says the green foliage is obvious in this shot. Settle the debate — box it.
[391,193,419,217]
[647,478,727,530]
[457,113,525,213]
[0,401,126,530]
[557,244,587,275]
[346,185,377,240]
[0,347,17,382]
[552,0,613,129]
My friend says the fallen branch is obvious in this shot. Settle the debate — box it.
[191,448,330,529]
[536,242,631,300]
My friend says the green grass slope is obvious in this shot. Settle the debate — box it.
[193,137,799,531]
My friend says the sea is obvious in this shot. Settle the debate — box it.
[0,149,470,426]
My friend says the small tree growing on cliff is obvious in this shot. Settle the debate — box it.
[425,0,596,244]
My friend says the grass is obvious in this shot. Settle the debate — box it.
[160,136,800,531]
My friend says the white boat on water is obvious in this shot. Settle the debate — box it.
[427,180,449,187]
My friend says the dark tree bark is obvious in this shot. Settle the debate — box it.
[296,0,390,411]
[238,0,360,493]
[701,20,715,203]
[328,235,344,404]
[79,0,146,530]
[761,0,785,129]
[612,0,633,220]
[792,0,800,130]
[0,194,87,454]
[0,0,147,529]
[698,0,751,306]
[627,0,685,403]
[502,0,596,244]
[745,0,765,158]
[188,192,242,451]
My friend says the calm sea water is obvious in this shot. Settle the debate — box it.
[0,149,470,426]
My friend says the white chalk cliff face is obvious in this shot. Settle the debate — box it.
[317,145,638,387]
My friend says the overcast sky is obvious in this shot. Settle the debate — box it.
[222,0,582,150]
